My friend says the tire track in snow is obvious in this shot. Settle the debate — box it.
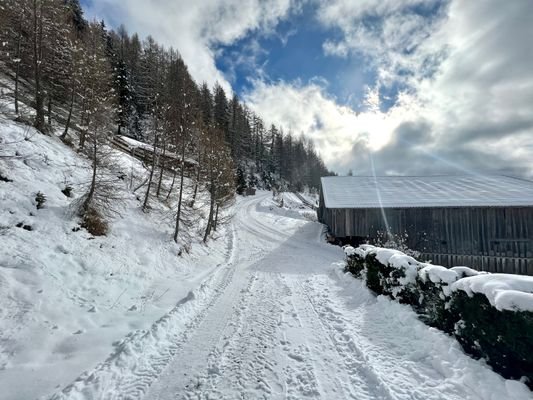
[46,225,239,400]
[282,274,395,400]
[237,198,292,244]
[181,272,286,399]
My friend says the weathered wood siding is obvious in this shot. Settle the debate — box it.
[318,189,533,274]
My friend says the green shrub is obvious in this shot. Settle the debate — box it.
[363,253,419,305]
[344,245,533,389]
[415,277,457,333]
[364,253,386,295]
[450,291,533,388]
[344,253,366,278]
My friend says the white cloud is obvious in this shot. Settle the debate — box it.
[244,80,414,169]
[244,0,533,177]
[84,0,533,178]
[318,0,446,86]
[84,0,298,93]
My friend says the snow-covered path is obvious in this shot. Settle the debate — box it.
[50,193,531,400]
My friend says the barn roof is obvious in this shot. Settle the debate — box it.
[320,175,533,209]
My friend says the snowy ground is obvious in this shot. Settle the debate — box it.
[1,118,531,400]
[42,194,531,400]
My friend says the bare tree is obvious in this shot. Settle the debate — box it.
[203,127,235,243]
[74,22,118,234]
[139,37,166,212]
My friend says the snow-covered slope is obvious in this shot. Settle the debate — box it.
[0,117,231,400]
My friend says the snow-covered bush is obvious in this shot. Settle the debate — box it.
[415,265,459,332]
[344,245,420,304]
[343,245,365,277]
[344,245,533,388]
[35,191,47,209]
[450,275,533,386]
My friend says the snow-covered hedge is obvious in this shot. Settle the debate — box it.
[344,245,533,387]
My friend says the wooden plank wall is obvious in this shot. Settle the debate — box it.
[317,198,533,275]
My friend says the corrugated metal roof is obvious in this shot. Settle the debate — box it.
[320,175,533,209]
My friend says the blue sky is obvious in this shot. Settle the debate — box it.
[214,5,377,112]
[82,0,533,177]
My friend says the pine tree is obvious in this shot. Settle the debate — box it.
[213,83,229,136]
[235,164,247,195]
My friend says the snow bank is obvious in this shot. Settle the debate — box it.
[451,274,533,312]
[345,244,533,312]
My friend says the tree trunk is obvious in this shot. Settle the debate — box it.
[79,114,89,150]
[190,148,201,208]
[61,88,75,140]
[78,89,88,149]
[203,190,215,243]
[14,30,22,115]
[32,0,45,132]
[156,138,166,197]
[47,95,52,125]
[166,169,177,201]
[173,137,186,242]
[142,126,158,212]
[14,62,20,115]
[83,126,98,214]
[213,203,220,231]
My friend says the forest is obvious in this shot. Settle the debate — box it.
[0,0,334,239]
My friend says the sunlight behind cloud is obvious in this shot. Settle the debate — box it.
[244,80,411,169]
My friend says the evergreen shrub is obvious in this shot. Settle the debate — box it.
[450,291,533,388]
[344,245,533,388]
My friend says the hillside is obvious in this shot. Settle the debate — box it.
[0,114,233,399]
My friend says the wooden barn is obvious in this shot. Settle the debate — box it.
[318,175,533,275]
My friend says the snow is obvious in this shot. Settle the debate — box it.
[320,175,533,208]
[419,265,459,285]
[343,245,357,257]
[1,116,531,399]
[346,244,420,284]
[120,135,154,151]
[0,117,231,399]
[346,244,533,314]
[450,266,487,278]
[451,274,533,312]
[419,265,459,296]
[118,135,198,165]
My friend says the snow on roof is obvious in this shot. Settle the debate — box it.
[119,136,198,165]
[321,175,533,209]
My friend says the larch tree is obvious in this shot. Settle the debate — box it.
[76,21,118,234]
[203,126,235,242]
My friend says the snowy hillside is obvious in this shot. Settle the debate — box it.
[0,117,232,399]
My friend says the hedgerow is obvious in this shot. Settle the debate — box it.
[343,244,533,388]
